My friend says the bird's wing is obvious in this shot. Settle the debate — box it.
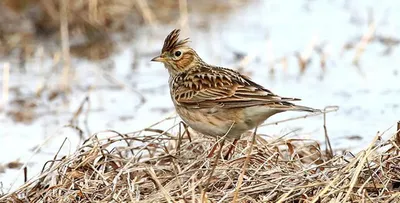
[171,66,302,109]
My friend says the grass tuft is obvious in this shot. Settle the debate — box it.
[1,119,399,202]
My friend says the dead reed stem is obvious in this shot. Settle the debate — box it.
[261,105,339,127]
[60,0,71,91]
[135,0,156,26]
[179,0,189,30]
[2,63,10,108]
[353,22,376,69]
[323,107,334,158]
[88,0,99,23]
[396,121,400,146]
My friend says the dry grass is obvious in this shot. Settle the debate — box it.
[1,117,399,202]
[0,0,247,60]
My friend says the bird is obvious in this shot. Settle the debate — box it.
[151,29,319,158]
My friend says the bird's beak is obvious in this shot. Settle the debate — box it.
[151,55,164,62]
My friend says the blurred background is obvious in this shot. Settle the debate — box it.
[0,0,399,191]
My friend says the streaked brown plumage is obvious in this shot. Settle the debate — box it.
[152,29,319,140]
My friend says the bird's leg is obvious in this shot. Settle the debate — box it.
[179,121,191,142]
[207,142,219,158]
[223,139,238,160]
[208,122,234,158]
[207,138,225,158]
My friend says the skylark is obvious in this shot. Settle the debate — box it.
[151,29,319,156]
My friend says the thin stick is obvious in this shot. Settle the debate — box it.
[23,167,27,183]
[83,95,92,136]
[177,122,183,156]
[232,127,258,202]
[88,0,98,23]
[262,106,339,127]
[179,0,188,30]
[396,121,400,146]
[2,63,10,108]
[135,0,156,26]
[60,0,71,91]
[69,96,89,124]
[297,36,318,74]
[323,107,334,158]
[352,22,376,72]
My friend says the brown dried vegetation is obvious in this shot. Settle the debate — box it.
[1,119,399,202]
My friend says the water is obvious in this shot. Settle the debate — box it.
[1,0,399,192]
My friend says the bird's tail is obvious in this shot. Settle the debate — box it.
[291,104,321,113]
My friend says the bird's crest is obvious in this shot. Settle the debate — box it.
[162,29,190,53]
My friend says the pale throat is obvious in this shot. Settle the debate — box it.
[164,63,180,77]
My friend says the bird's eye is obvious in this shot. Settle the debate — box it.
[174,51,182,57]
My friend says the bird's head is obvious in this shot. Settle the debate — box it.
[151,29,202,76]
